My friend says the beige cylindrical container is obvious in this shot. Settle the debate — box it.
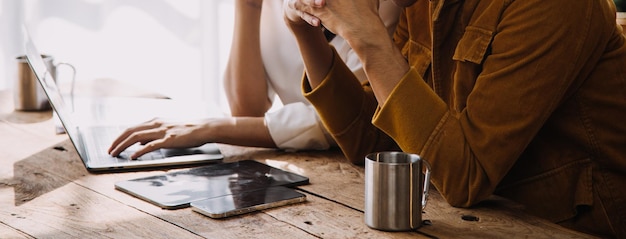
[14,54,56,111]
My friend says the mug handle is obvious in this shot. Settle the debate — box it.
[55,62,77,112]
[422,160,431,209]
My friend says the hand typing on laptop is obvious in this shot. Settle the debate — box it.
[108,118,207,159]
[108,117,275,159]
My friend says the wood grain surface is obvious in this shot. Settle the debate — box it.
[0,89,598,239]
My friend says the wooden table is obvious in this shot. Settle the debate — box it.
[0,87,597,238]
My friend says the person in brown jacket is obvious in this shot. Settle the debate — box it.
[284,0,626,237]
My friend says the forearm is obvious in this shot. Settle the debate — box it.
[224,0,271,116]
[302,48,399,164]
[285,20,334,89]
[344,22,409,105]
[285,0,405,101]
[204,117,276,148]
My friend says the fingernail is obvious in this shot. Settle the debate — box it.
[311,18,319,26]
[314,0,322,6]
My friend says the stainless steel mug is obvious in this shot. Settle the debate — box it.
[14,55,74,111]
[364,151,431,231]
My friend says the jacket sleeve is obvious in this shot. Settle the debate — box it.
[303,47,399,164]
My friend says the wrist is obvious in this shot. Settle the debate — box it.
[201,118,228,143]
[235,0,263,22]
[336,18,408,104]
[285,15,318,33]
[344,21,390,56]
[286,19,327,45]
[236,0,263,9]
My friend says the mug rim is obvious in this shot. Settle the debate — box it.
[365,151,421,165]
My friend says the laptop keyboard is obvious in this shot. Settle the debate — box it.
[114,150,163,161]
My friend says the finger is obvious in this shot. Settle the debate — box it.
[299,10,321,26]
[290,0,323,26]
[300,0,325,7]
[108,121,161,153]
[313,0,325,7]
[109,128,165,157]
[129,138,167,159]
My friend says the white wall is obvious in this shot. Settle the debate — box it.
[1,0,234,110]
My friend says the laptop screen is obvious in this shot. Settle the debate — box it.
[23,26,88,160]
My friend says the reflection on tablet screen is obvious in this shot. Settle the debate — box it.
[114,160,309,209]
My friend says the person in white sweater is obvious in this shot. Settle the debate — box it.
[108,0,399,158]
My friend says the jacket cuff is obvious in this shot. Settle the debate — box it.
[372,68,447,153]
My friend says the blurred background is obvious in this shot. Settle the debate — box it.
[616,0,626,11]
[1,0,235,111]
[1,0,624,113]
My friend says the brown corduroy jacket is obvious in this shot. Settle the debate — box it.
[303,0,626,237]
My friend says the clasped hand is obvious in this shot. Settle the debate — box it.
[284,0,379,38]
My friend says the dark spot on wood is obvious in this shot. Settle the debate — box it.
[461,215,479,221]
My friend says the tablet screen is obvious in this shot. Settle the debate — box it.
[115,160,309,209]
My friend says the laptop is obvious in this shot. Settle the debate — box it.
[23,27,224,172]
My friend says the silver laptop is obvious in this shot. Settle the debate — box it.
[23,27,223,172]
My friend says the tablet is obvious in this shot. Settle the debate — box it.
[115,160,309,209]
[191,186,306,218]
